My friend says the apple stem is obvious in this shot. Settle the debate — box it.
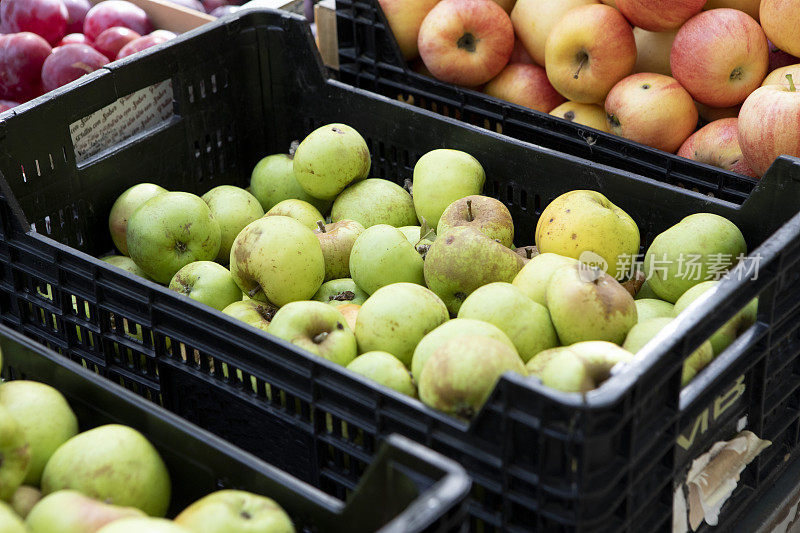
[787,73,796,92]
[466,199,474,222]
[289,140,300,158]
[312,332,329,344]
[526,248,532,259]
[574,53,588,80]
[316,220,326,232]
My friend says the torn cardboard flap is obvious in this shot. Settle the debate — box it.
[673,430,771,533]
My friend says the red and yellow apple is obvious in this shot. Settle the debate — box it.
[677,118,759,177]
[704,0,760,21]
[418,0,514,87]
[544,4,636,104]
[509,38,535,64]
[510,0,598,67]
[484,63,566,112]
[605,73,698,153]
[671,9,768,108]
[762,64,800,88]
[550,101,610,131]
[633,27,677,76]
[379,0,441,60]
[738,74,800,176]
[616,0,706,32]
[694,101,742,122]
[760,0,800,58]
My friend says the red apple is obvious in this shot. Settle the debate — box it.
[762,64,800,88]
[58,32,91,46]
[93,27,141,59]
[83,0,152,41]
[418,0,514,87]
[633,27,677,76]
[605,72,698,153]
[116,33,173,60]
[545,4,636,104]
[509,38,535,65]
[210,5,239,16]
[41,43,109,92]
[616,0,705,31]
[203,0,229,13]
[0,100,20,112]
[0,0,69,46]
[738,75,800,175]
[378,0,440,60]
[550,101,610,132]
[768,40,799,72]
[678,118,758,177]
[510,0,598,67]
[63,0,91,34]
[0,32,52,102]
[704,0,760,21]
[760,0,800,58]
[671,9,768,108]
[483,63,566,112]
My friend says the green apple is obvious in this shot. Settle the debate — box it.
[419,335,525,419]
[635,298,674,322]
[175,490,294,533]
[201,185,264,264]
[26,490,146,533]
[437,195,514,248]
[635,280,659,300]
[169,261,242,311]
[527,341,634,393]
[424,226,525,315]
[221,300,276,332]
[346,352,417,397]
[410,318,516,382]
[0,501,26,533]
[398,225,435,248]
[349,225,425,295]
[96,518,189,533]
[127,192,221,284]
[100,256,151,279]
[355,283,449,366]
[265,199,325,230]
[41,425,171,517]
[267,301,357,366]
[511,252,578,306]
[622,317,714,385]
[314,220,364,281]
[0,405,30,501]
[313,278,369,306]
[457,282,558,363]
[0,381,77,485]
[412,149,485,229]
[673,280,758,355]
[229,216,324,306]
[644,213,747,303]
[10,486,40,519]
[546,264,638,344]
[331,179,417,228]
[293,124,371,200]
[108,183,167,256]
[535,190,640,280]
[249,154,331,213]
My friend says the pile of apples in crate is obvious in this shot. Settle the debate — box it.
[382,0,800,177]
[0,351,296,532]
[106,123,756,419]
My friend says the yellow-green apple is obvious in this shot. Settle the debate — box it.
[483,63,566,112]
[762,63,800,87]
[605,73,698,153]
[418,335,525,419]
[398,225,435,248]
[544,4,637,104]
[293,124,371,200]
[671,9,769,107]
[643,213,747,302]
[355,283,449,366]
[378,0,441,60]
[694,101,742,122]
[412,149,485,229]
[313,278,369,306]
[535,190,640,280]
[346,351,417,397]
[677,118,758,177]
[549,101,610,131]
[101,255,150,279]
[418,0,514,87]
[635,298,674,322]
[633,27,677,76]
[96,518,189,533]
[509,38,535,64]
[512,252,578,306]
[222,300,276,332]
[265,199,324,230]
[738,76,800,176]
[314,219,364,281]
[249,153,331,214]
[526,341,633,392]
[0,502,26,533]
[337,303,360,331]
[175,490,294,533]
[545,264,638,344]
[510,0,598,67]
[267,301,357,366]
[0,405,30,501]
[331,178,417,228]
[424,226,525,315]
[41,425,171,517]
[0,381,77,485]
[760,0,800,57]
[26,490,146,533]
[437,195,514,247]
[108,183,167,256]
[767,41,799,72]
[410,318,515,381]
[349,225,425,294]
[201,185,264,264]
[229,216,324,306]
[168,261,242,311]
[705,0,760,19]
[126,192,221,284]
[11,486,41,519]
[458,282,558,362]
[617,0,706,31]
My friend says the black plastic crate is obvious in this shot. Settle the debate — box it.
[334,0,775,204]
[0,325,471,532]
[0,8,799,531]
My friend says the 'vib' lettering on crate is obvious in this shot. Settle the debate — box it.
[677,375,746,451]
